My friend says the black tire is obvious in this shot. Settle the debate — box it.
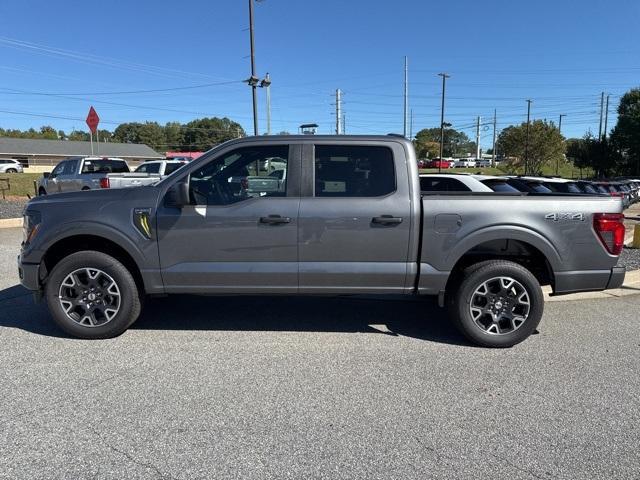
[6,168,17,173]
[38,187,47,196]
[447,260,543,348]
[81,187,90,191]
[45,251,142,339]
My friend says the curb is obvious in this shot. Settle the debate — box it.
[0,217,22,229]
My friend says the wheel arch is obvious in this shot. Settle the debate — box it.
[444,228,560,292]
[41,233,145,294]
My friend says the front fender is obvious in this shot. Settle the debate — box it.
[25,220,150,269]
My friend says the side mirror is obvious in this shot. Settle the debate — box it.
[43,172,51,179]
[165,181,190,208]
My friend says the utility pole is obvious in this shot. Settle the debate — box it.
[557,114,566,176]
[403,56,409,138]
[247,0,259,136]
[598,91,604,141]
[342,114,346,134]
[410,109,413,140]
[525,99,532,175]
[491,109,497,167]
[603,94,610,140]
[476,116,481,160]
[261,73,272,135]
[437,73,450,173]
[335,89,342,134]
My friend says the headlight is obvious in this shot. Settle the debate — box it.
[22,210,41,245]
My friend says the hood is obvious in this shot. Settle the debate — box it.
[26,185,160,211]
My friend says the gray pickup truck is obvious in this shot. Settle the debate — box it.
[38,157,161,195]
[18,135,626,347]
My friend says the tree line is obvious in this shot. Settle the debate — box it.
[0,117,246,153]
[412,87,640,178]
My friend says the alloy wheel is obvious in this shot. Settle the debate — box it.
[58,268,121,327]
[469,276,530,335]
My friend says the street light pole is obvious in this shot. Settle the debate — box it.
[438,73,450,174]
[557,114,566,176]
[248,0,259,136]
[525,99,532,175]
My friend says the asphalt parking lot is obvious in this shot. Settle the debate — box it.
[1,227,639,480]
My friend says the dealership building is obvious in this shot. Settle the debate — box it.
[0,137,163,171]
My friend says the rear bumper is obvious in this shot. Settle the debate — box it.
[552,266,626,296]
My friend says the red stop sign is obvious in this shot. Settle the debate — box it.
[86,106,100,133]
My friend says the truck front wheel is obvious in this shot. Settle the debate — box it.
[45,251,142,339]
[448,260,543,348]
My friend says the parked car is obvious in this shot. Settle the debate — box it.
[134,160,188,177]
[520,177,585,194]
[419,174,493,192]
[453,158,477,168]
[38,157,161,195]
[19,135,625,348]
[471,175,522,193]
[0,158,24,174]
[475,159,491,168]
[425,158,451,169]
[594,182,631,209]
[573,180,602,195]
[504,177,554,193]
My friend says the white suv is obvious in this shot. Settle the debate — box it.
[0,159,24,173]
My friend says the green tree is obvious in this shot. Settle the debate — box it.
[413,127,476,157]
[68,130,91,141]
[496,120,565,175]
[39,126,58,139]
[164,122,183,151]
[181,117,245,151]
[610,88,640,175]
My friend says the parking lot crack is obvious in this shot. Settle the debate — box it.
[88,427,179,480]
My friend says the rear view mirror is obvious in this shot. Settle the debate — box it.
[42,172,50,179]
[165,181,190,208]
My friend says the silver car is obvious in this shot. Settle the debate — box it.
[0,158,24,173]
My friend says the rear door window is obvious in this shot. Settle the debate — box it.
[137,163,161,174]
[314,145,395,197]
[163,163,184,175]
[82,160,129,174]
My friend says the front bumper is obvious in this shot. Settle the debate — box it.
[17,254,41,292]
[552,266,626,296]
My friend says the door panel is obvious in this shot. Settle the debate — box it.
[298,143,412,293]
[156,143,301,293]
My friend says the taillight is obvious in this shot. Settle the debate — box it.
[593,213,625,255]
[99,177,110,189]
[610,192,623,197]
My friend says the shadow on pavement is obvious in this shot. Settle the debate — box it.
[134,294,471,346]
[0,283,471,346]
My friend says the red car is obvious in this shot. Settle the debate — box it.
[425,158,451,169]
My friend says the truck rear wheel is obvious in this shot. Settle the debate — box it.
[447,260,543,347]
[45,251,142,339]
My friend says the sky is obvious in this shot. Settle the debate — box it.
[0,0,639,150]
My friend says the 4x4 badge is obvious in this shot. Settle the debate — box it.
[545,212,585,222]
